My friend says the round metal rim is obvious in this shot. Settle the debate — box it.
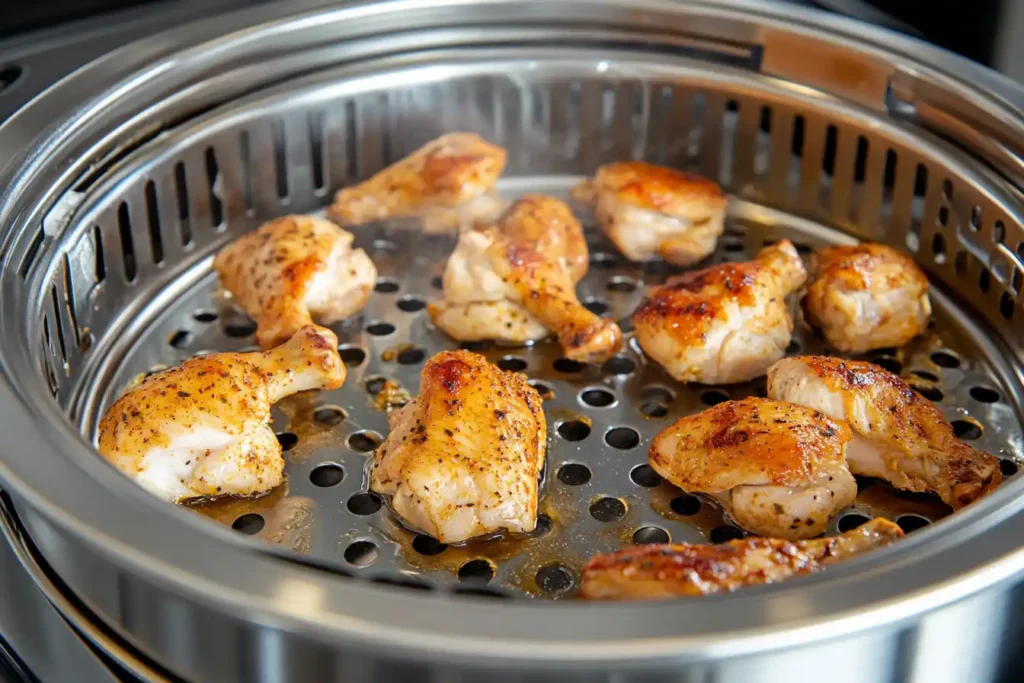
[1,0,1024,665]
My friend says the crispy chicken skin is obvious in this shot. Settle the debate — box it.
[328,133,507,232]
[213,215,376,349]
[369,350,546,543]
[580,518,902,600]
[429,200,621,363]
[496,195,589,283]
[650,397,857,539]
[804,243,931,353]
[633,240,807,384]
[768,356,1001,509]
[573,161,727,266]
[98,326,345,503]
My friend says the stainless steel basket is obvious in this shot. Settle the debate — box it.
[2,1,1024,680]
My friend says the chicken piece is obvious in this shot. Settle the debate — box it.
[428,227,622,363]
[497,195,589,283]
[328,133,506,232]
[98,326,345,503]
[580,518,902,600]
[214,215,376,349]
[572,161,727,266]
[767,356,1001,508]
[804,243,931,353]
[370,350,545,543]
[649,397,856,539]
[633,240,807,384]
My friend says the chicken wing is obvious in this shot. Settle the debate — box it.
[369,350,546,543]
[633,240,807,384]
[580,518,902,600]
[214,215,376,349]
[767,356,1001,508]
[496,195,589,283]
[649,397,856,539]
[804,243,931,353]
[428,208,622,362]
[328,133,506,232]
[573,161,727,266]
[98,325,345,503]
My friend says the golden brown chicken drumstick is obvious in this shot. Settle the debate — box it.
[633,240,807,384]
[768,356,1001,509]
[649,397,857,539]
[328,132,507,232]
[98,325,345,503]
[580,518,902,600]
[370,350,546,543]
[496,194,589,283]
[214,215,376,349]
[573,161,727,266]
[804,243,931,353]
[429,197,622,363]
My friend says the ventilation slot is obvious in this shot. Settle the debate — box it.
[144,181,164,264]
[788,114,806,193]
[62,254,81,349]
[174,162,192,246]
[205,148,224,230]
[92,225,106,282]
[345,100,358,181]
[308,111,326,194]
[18,229,45,279]
[239,131,254,215]
[41,322,58,396]
[907,163,929,252]
[271,118,289,200]
[117,202,137,282]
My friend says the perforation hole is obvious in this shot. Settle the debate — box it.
[533,514,553,537]
[205,147,224,229]
[633,527,670,545]
[580,388,616,408]
[348,431,382,452]
[397,347,425,365]
[314,406,347,426]
[995,220,1006,244]
[224,318,257,337]
[911,370,938,382]
[529,381,554,400]
[412,535,447,556]
[590,497,626,522]
[397,296,426,312]
[232,513,264,535]
[671,494,702,516]
[1001,460,1018,477]
[602,356,635,375]
[896,515,930,533]
[630,464,661,487]
[583,298,609,316]
[310,464,345,487]
[344,540,378,567]
[838,513,871,532]
[970,206,981,231]
[458,559,496,583]
[591,252,617,269]
[931,233,946,264]
[169,330,193,349]
[365,376,387,395]
[912,385,943,402]
[970,386,1000,403]
[701,390,729,406]
[193,310,218,323]
[366,321,396,336]
[553,358,585,373]
[557,463,591,486]
[640,402,669,418]
[937,206,949,227]
[0,65,23,94]
[375,278,400,293]
[347,492,381,515]
[276,432,298,451]
[641,386,674,404]
[980,269,991,293]
[873,357,902,374]
[339,346,367,366]
[557,420,591,441]
[431,276,443,289]
[497,356,528,372]
[930,351,960,368]
[1001,292,1015,320]
[535,565,573,594]
[607,276,637,293]
[117,202,137,282]
[605,427,640,450]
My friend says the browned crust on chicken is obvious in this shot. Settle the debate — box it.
[328,133,506,226]
[587,161,727,220]
[650,397,852,492]
[580,518,903,600]
[497,195,589,283]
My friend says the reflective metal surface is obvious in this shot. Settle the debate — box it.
[1,1,1024,680]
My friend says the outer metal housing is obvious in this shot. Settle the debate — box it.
[1,1,1024,680]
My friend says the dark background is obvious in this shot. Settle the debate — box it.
[0,0,1007,70]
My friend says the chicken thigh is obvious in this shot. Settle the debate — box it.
[580,518,902,600]
[768,356,1001,508]
[804,243,931,353]
[429,202,621,362]
[649,397,857,539]
[633,240,807,384]
[214,215,376,349]
[370,350,546,543]
[98,325,345,503]
[328,133,506,232]
[573,161,727,266]
[496,195,589,283]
